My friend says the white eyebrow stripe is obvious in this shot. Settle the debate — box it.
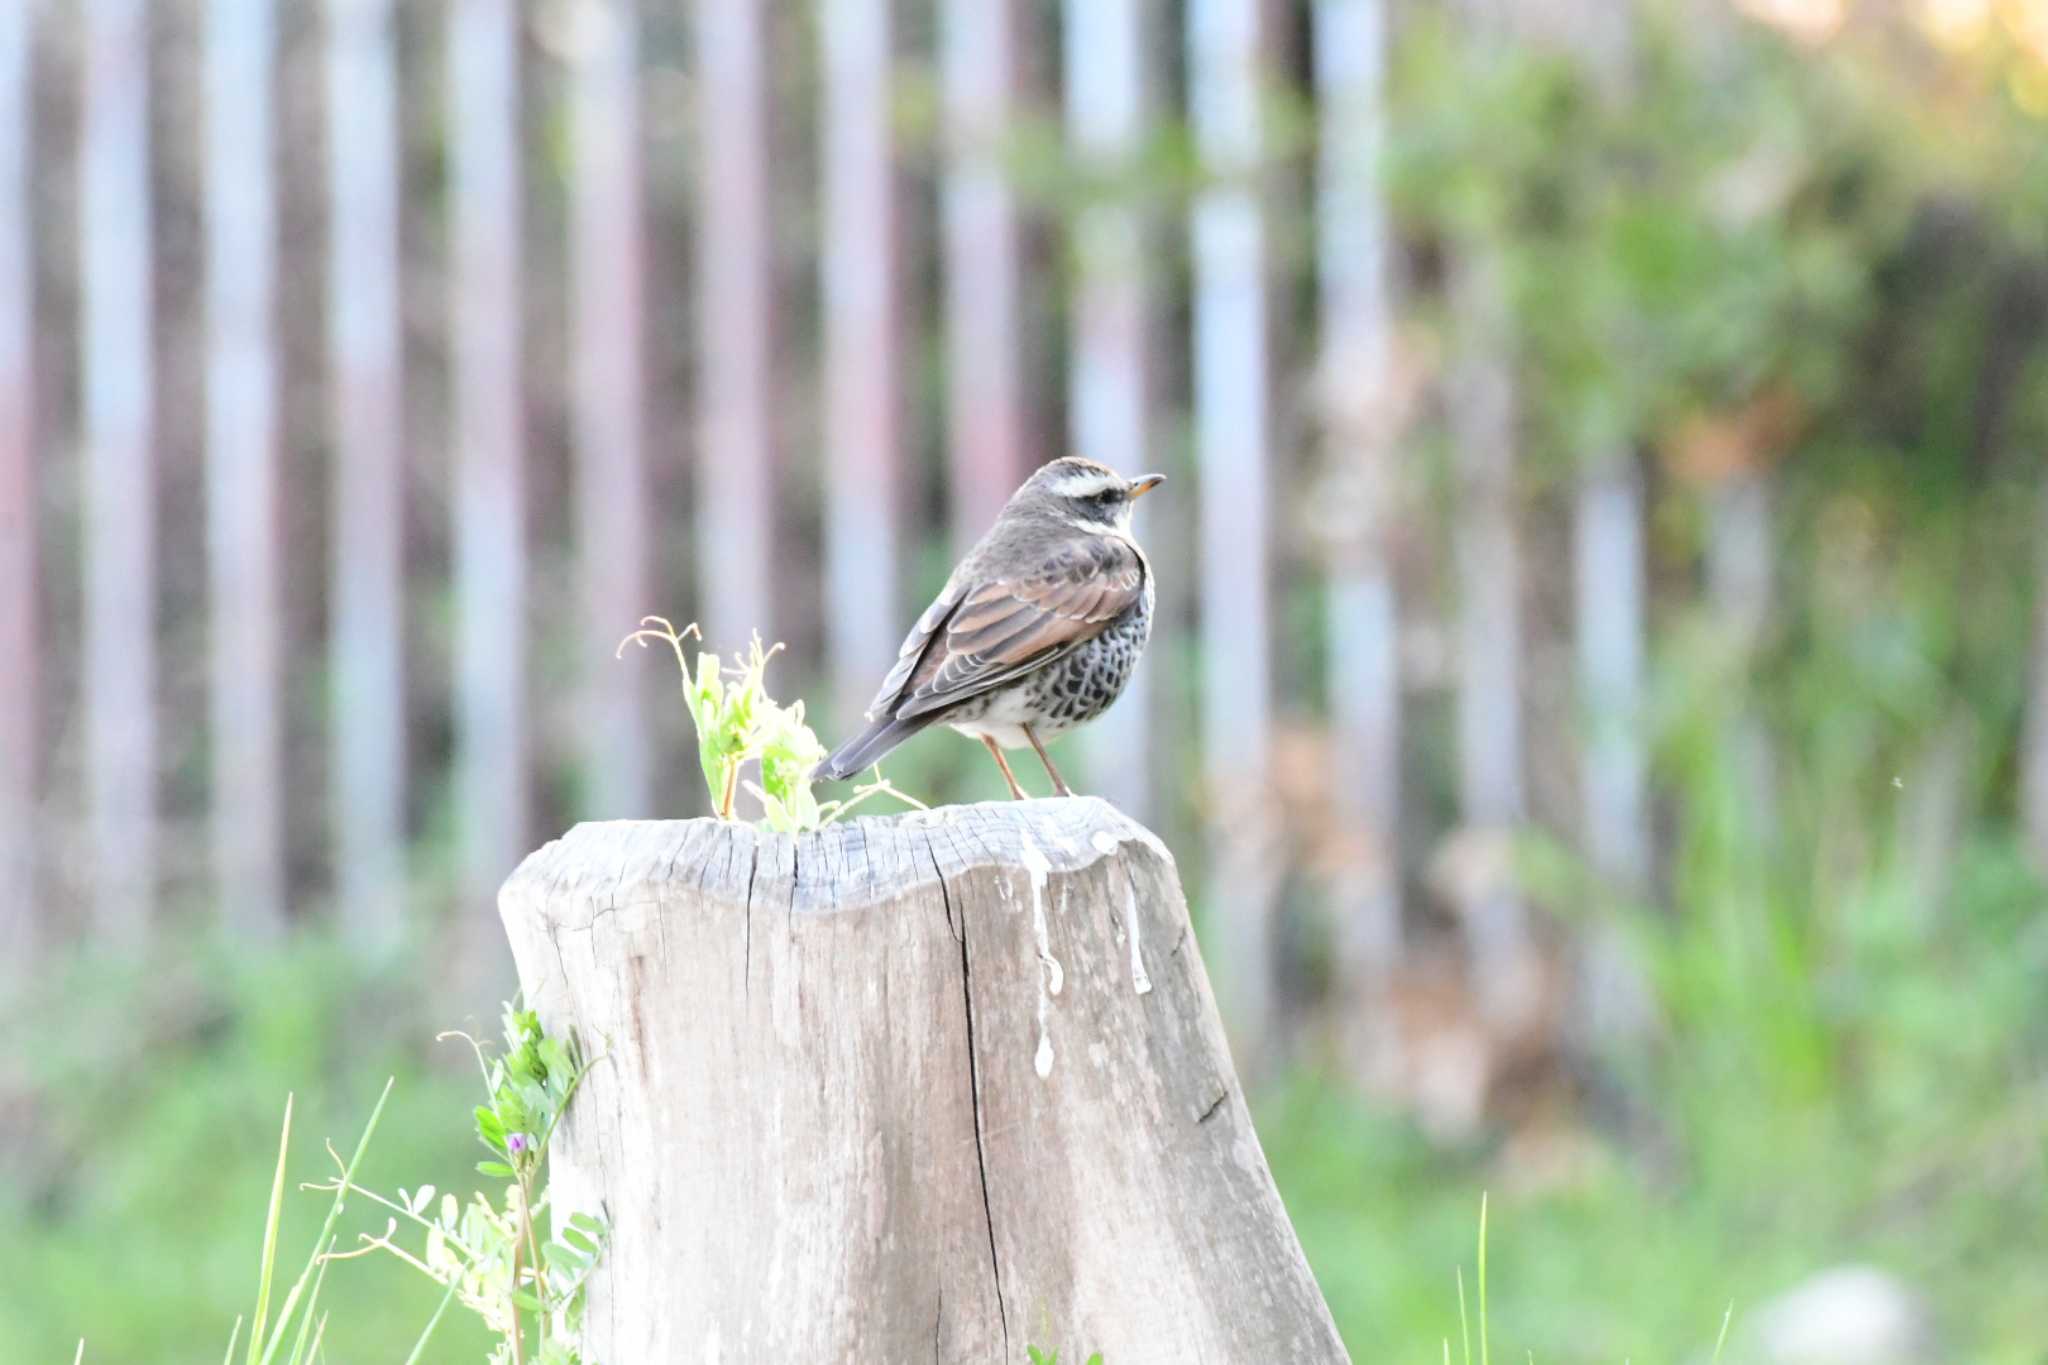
[1049,472,1121,498]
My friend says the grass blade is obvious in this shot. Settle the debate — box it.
[1457,1266,1471,1365]
[284,1236,337,1365]
[221,1317,243,1365]
[1711,1302,1735,1364]
[247,1094,295,1365]
[400,1279,461,1365]
[1478,1191,1490,1365]
[258,1078,396,1365]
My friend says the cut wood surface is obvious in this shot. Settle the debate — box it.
[499,797,1348,1363]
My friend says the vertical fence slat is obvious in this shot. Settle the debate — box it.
[821,0,901,726]
[1574,459,1653,1036]
[1067,0,1154,820]
[1446,240,1535,1025]
[1708,470,1778,840]
[0,0,35,975]
[328,0,405,952]
[81,0,157,942]
[1315,0,1404,1000]
[1189,0,1277,1055]
[1549,0,1654,1051]
[572,0,651,818]
[205,0,285,936]
[940,0,1027,550]
[695,0,775,651]
[450,0,528,917]
[2027,482,2048,862]
[1574,479,1648,852]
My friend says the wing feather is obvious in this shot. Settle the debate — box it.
[887,536,1145,722]
[863,569,968,719]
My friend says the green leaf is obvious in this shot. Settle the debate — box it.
[245,1095,293,1365]
[398,1280,459,1365]
[543,1240,589,1270]
[477,1160,515,1179]
[284,1236,336,1365]
[260,1078,394,1365]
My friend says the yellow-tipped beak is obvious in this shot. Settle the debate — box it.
[1127,473,1166,500]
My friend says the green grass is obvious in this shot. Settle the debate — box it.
[14,944,2040,1362]
[1261,1048,2047,1362]
[0,938,492,1363]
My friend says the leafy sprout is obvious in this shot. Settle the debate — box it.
[617,616,926,831]
[304,1008,609,1365]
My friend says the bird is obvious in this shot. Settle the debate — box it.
[817,457,1164,799]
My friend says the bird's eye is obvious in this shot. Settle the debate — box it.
[1090,489,1121,508]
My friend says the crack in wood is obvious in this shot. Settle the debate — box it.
[498,808,1348,1359]
[932,843,1008,1358]
[742,843,760,1003]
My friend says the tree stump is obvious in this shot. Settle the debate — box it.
[499,796,1348,1363]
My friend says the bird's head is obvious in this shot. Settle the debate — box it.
[1018,457,1166,534]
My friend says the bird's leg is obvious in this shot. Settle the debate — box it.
[980,735,1029,800]
[1023,725,1073,798]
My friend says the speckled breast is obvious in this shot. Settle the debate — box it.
[1020,592,1154,737]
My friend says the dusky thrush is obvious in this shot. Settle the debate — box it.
[817,457,1164,799]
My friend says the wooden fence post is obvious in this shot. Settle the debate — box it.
[499,799,1348,1362]
[0,0,36,980]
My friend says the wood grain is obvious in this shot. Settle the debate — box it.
[500,798,1347,1363]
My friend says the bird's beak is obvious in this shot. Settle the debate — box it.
[1127,473,1166,500]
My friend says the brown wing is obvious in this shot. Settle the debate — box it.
[861,566,970,720]
[884,536,1145,722]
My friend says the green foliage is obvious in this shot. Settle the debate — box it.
[618,616,927,830]
[22,12,2048,1362]
[1,940,490,1362]
[11,947,607,1365]
[310,1007,610,1365]
[1387,12,1889,478]
[1026,1350,1103,1365]
[172,1082,393,1365]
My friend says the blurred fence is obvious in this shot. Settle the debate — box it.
[3,0,1852,1090]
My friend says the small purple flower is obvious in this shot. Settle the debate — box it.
[506,1132,530,1156]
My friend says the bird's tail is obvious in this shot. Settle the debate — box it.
[816,713,936,783]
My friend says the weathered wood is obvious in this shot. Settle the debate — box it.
[1572,457,1654,1044]
[0,0,37,977]
[2024,479,2048,867]
[570,0,652,820]
[82,0,158,941]
[1314,0,1405,1000]
[1066,0,1157,823]
[327,0,407,953]
[821,0,902,727]
[1188,0,1279,1061]
[206,0,286,937]
[1445,236,1534,1029]
[500,798,1347,1363]
[1708,470,1779,848]
[940,0,1029,554]
[449,0,530,929]
[695,0,777,648]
